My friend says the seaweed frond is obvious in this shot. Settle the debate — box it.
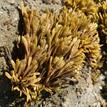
[5,58,42,102]
[5,4,43,102]
[64,0,98,21]
[20,5,85,91]
[5,2,102,103]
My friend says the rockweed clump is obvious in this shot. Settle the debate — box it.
[5,1,102,105]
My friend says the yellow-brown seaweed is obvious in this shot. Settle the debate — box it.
[5,2,102,103]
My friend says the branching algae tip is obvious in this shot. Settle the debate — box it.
[4,1,102,106]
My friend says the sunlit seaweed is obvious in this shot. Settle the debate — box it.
[20,4,85,91]
[64,0,98,21]
[5,2,101,104]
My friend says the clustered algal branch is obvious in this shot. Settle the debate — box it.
[5,0,107,106]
